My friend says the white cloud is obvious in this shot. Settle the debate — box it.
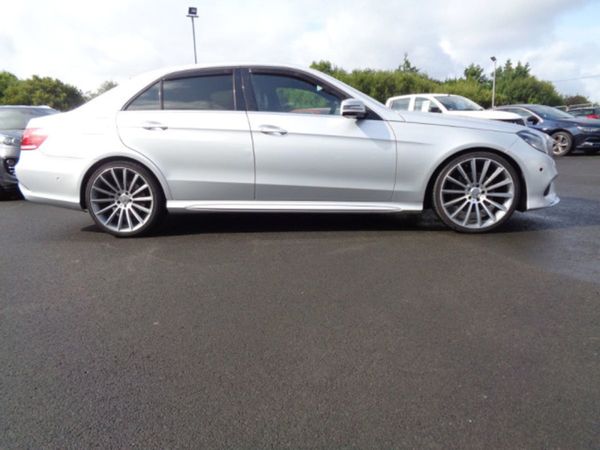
[1,0,599,101]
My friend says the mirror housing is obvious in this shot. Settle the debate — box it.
[341,99,367,119]
[527,116,539,125]
[429,106,442,113]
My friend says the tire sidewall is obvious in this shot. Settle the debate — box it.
[85,161,164,237]
[432,151,521,233]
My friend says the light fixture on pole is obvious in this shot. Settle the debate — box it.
[490,56,497,108]
[187,7,198,64]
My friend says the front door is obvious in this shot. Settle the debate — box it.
[244,69,396,202]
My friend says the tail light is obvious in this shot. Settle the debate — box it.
[21,128,48,151]
[587,114,600,120]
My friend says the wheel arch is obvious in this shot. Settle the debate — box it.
[79,156,169,210]
[422,147,528,212]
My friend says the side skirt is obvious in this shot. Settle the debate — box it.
[166,200,422,213]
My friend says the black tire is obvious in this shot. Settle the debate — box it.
[432,151,521,233]
[551,131,573,157]
[85,161,165,237]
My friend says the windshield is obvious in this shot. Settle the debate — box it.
[434,95,483,111]
[0,108,56,130]
[530,105,574,120]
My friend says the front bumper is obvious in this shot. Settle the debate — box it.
[574,134,600,150]
[509,139,559,211]
[0,158,19,191]
[0,144,19,191]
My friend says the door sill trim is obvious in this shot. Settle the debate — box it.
[167,200,421,213]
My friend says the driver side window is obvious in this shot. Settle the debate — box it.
[249,73,342,115]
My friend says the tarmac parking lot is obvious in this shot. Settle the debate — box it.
[1,156,599,448]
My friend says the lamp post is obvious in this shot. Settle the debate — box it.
[187,7,198,64]
[490,56,497,108]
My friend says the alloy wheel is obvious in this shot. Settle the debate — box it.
[552,132,571,156]
[439,156,515,230]
[89,166,155,234]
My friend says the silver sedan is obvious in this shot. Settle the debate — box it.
[16,64,558,237]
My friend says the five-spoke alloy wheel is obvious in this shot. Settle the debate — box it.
[85,161,164,237]
[551,131,573,157]
[433,152,520,233]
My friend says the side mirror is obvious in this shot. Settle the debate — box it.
[429,106,442,113]
[527,116,539,125]
[341,99,367,119]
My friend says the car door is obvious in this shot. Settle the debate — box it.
[116,69,254,201]
[243,68,396,202]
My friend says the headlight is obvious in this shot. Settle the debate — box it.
[517,130,549,154]
[576,126,600,133]
[1,135,19,147]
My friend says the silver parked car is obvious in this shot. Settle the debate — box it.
[0,105,57,197]
[16,64,558,236]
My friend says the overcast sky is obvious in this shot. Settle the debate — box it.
[2,0,600,101]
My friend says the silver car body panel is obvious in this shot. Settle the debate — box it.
[16,63,559,216]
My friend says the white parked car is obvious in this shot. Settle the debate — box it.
[17,64,558,237]
[386,94,526,125]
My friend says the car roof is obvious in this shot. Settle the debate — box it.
[498,104,543,109]
[388,93,459,99]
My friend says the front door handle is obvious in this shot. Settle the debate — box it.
[141,121,168,131]
[258,124,288,136]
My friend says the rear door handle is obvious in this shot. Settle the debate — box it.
[141,121,168,131]
[258,124,288,136]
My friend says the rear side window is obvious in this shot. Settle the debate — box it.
[127,82,161,110]
[163,75,234,110]
[126,73,235,111]
[390,98,410,111]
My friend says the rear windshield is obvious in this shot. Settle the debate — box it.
[0,108,57,130]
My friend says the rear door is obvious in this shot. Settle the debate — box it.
[116,68,254,201]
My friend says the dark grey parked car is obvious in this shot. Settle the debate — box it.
[0,106,57,197]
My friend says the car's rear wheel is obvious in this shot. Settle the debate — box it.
[551,131,573,157]
[85,161,164,237]
[432,152,520,233]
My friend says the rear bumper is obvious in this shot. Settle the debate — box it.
[16,151,84,210]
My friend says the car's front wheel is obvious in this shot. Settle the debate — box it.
[551,131,573,157]
[85,161,164,237]
[432,152,520,233]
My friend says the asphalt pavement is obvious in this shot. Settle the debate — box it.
[1,156,599,449]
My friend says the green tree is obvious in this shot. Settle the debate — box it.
[317,59,566,107]
[0,71,19,102]
[2,75,85,111]
[85,80,118,101]
[397,53,419,73]
[463,64,488,85]
[441,78,492,107]
[563,94,590,106]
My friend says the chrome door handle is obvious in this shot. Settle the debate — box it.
[141,121,168,130]
[258,125,287,136]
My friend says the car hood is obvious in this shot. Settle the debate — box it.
[0,129,24,139]
[555,117,600,128]
[389,110,522,133]
[445,110,522,121]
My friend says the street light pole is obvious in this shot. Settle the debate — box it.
[187,7,198,64]
[490,56,497,108]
